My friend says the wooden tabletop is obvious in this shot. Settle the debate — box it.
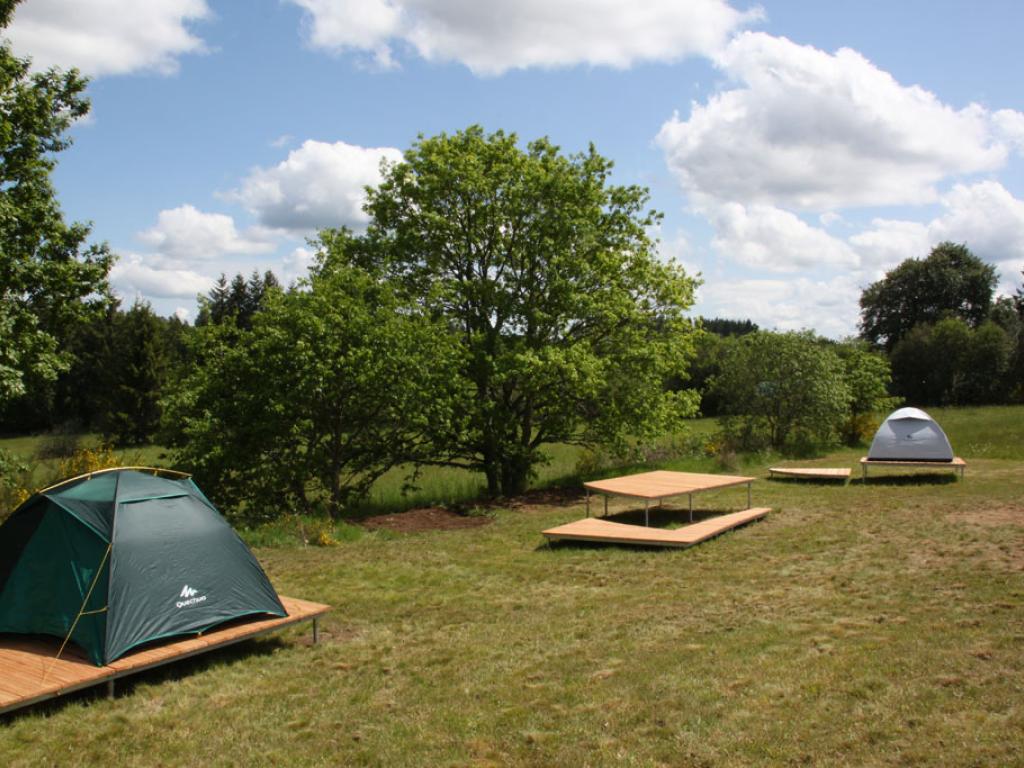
[583,470,755,500]
[769,467,851,479]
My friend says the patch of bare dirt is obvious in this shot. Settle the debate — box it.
[947,505,1024,528]
[361,506,493,533]
[503,486,584,510]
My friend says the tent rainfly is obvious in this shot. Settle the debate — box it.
[867,407,955,462]
[0,468,286,666]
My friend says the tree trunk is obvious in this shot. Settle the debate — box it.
[499,454,530,497]
[484,462,500,498]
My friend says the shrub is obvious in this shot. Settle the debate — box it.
[712,331,851,452]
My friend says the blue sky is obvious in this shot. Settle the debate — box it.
[7,0,1024,336]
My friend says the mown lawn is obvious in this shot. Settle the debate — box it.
[2,406,1023,766]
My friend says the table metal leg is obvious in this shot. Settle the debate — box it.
[585,488,590,517]
[688,494,693,522]
[747,482,752,509]
[604,495,608,518]
[644,500,649,527]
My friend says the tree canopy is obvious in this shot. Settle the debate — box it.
[0,0,113,408]
[334,126,700,496]
[712,331,855,451]
[858,242,997,351]
[162,261,459,521]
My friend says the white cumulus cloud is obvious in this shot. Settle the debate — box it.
[110,254,214,300]
[852,181,1024,289]
[697,274,861,339]
[6,0,210,77]
[138,205,277,263]
[704,199,858,272]
[288,0,761,75]
[657,32,1011,211]
[231,139,403,234]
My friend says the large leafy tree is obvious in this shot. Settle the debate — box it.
[340,126,700,496]
[712,331,852,450]
[0,0,113,408]
[163,263,459,522]
[859,242,997,351]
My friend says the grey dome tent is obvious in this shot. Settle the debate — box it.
[0,468,286,666]
[867,407,954,462]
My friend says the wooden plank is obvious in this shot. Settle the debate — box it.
[0,595,329,715]
[584,470,755,500]
[542,507,769,548]
[768,467,851,480]
[859,457,966,467]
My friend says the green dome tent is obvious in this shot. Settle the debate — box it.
[0,468,286,666]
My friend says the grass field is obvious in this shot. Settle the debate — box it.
[1,406,1023,766]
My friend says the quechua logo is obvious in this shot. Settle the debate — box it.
[176,584,207,608]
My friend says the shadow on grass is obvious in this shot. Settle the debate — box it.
[0,635,286,724]
[850,474,959,487]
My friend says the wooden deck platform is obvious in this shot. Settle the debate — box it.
[0,595,330,715]
[768,467,851,481]
[542,507,769,548]
[583,470,756,525]
[860,456,966,479]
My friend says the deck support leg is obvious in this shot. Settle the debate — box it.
[644,500,649,527]
[106,680,115,700]
[688,494,693,523]
[862,464,867,481]
[312,617,320,645]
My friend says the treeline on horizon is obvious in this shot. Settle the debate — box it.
[4,241,1022,443]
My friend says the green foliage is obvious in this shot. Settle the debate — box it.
[103,301,168,445]
[712,331,853,451]
[0,6,114,407]
[891,317,1015,406]
[339,125,700,496]
[833,340,897,445]
[0,446,30,518]
[859,242,997,351]
[681,331,738,418]
[162,262,459,523]
[195,270,280,329]
[700,317,758,337]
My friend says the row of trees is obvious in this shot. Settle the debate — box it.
[859,243,1024,405]
[162,127,702,519]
